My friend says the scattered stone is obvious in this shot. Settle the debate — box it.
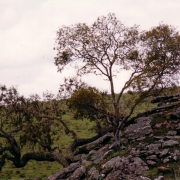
[104,169,126,180]
[103,150,113,158]
[166,135,180,139]
[163,158,170,164]
[154,136,164,140]
[154,175,164,180]
[67,166,86,180]
[146,160,157,166]
[167,130,177,136]
[146,155,157,161]
[87,167,100,180]
[172,150,180,161]
[153,123,163,129]
[46,100,180,180]
[139,176,151,180]
[103,155,149,176]
[123,117,153,140]
[101,156,121,173]
[137,137,146,141]
[168,109,180,119]
[130,147,140,156]
[159,149,169,158]
[162,140,179,148]
[148,143,161,150]
[176,123,180,130]
[46,162,81,180]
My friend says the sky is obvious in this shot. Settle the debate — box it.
[1,0,180,97]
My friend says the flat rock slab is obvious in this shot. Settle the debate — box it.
[162,140,179,148]
[67,166,86,180]
[124,117,153,140]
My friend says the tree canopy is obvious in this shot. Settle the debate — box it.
[54,13,180,146]
[0,85,74,169]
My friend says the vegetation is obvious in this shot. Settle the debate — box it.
[0,85,97,178]
[54,13,180,147]
[1,13,180,178]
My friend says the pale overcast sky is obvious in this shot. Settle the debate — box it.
[1,0,180,97]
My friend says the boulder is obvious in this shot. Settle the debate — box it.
[168,109,180,119]
[102,156,149,179]
[123,117,153,140]
[67,166,86,180]
[167,130,177,136]
[159,149,169,158]
[101,156,121,173]
[46,162,81,180]
[162,140,179,148]
[87,167,100,180]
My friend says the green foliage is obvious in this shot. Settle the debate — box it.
[54,13,180,143]
[2,13,180,178]
[68,87,101,120]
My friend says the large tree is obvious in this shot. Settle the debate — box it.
[54,13,180,147]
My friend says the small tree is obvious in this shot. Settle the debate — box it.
[0,85,76,169]
[54,13,180,147]
[0,85,111,170]
[68,86,111,135]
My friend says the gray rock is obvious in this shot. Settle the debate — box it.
[163,157,170,164]
[159,149,169,158]
[168,109,180,119]
[87,167,100,180]
[129,157,149,175]
[103,156,149,179]
[67,166,86,180]
[124,117,153,140]
[91,151,104,164]
[46,162,81,180]
[89,145,110,164]
[154,136,164,140]
[146,155,157,161]
[153,123,163,129]
[154,175,164,180]
[148,144,160,151]
[104,169,126,180]
[172,150,180,161]
[137,137,146,141]
[162,140,179,148]
[139,176,151,180]
[165,135,180,139]
[146,160,157,166]
[101,156,121,173]
[167,130,177,136]
[176,123,180,130]
[130,147,140,156]
[103,150,113,158]
[174,150,180,156]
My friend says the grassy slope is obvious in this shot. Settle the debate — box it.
[0,116,96,180]
[1,88,179,179]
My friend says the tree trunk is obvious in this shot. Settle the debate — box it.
[115,128,121,145]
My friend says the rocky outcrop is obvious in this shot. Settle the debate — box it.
[123,117,153,141]
[46,106,180,180]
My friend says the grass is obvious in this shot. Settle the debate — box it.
[0,116,96,180]
[142,162,180,180]
[1,87,179,179]
[0,161,63,179]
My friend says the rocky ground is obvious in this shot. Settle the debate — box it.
[44,101,180,180]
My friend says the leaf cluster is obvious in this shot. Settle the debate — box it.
[68,87,101,120]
